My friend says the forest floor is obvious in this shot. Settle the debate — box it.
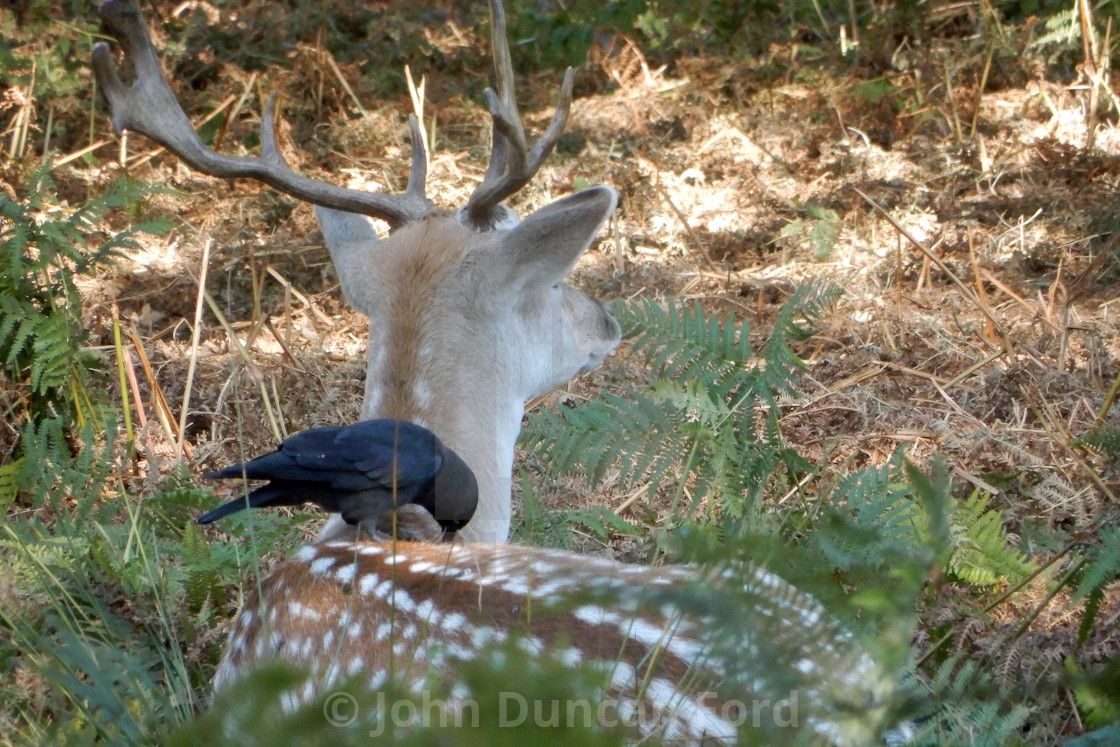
[3,1,1120,741]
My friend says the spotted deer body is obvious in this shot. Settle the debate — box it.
[215,541,893,743]
[92,0,903,741]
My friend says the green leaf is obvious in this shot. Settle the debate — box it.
[0,458,20,509]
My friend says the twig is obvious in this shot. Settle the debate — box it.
[213,72,258,153]
[979,267,1061,333]
[324,49,367,116]
[856,188,1013,355]
[126,325,190,458]
[615,483,652,515]
[265,266,333,326]
[653,180,719,274]
[51,138,113,168]
[177,240,212,462]
[111,305,135,456]
[203,291,282,442]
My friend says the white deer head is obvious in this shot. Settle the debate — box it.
[314,188,622,542]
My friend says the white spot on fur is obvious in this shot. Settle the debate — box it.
[388,589,416,613]
[309,556,336,576]
[557,647,582,667]
[414,598,437,621]
[609,660,636,691]
[369,579,393,598]
[336,563,357,584]
[442,612,467,632]
[288,601,321,622]
[359,574,381,595]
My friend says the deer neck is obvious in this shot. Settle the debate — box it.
[361,328,521,544]
[352,219,523,544]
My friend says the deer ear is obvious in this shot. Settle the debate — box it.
[497,186,616,286]
[316,206,380,249]
[315,207,381,315]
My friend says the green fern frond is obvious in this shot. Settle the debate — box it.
[524,284,842,526]
[757,280,843,404]
[947,491,1035,586]
[1,168,167,431]
[616,298,755,394]
[905,652,1033,746]
[29,311,76,395]
[524,390,688,490]
[2,304,40,366]
[1075,523,1120,601]
[0,458,19,510]
[1029,8,1079,49]
[1073,425,1120,460]
[810,455,929,569]
[182,520,227,614]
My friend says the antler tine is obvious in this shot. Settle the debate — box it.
[464,0,574,230]
[91,0,432,230]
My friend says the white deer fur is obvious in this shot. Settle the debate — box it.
[314,186,623,544]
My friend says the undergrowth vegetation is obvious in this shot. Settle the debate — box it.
[3,0,1120,744]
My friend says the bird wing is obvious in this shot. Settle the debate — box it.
[203,420,441,492]
[336,420,442,488]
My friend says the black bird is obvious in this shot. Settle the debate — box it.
[199,420,477,539]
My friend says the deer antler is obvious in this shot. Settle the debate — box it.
[463,0,574,230]
[90,0,433,230]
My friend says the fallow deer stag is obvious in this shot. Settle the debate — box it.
[92,0,905,741]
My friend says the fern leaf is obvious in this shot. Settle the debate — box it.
[30,312,76,395]
[524,284,842,523]
[947,491,1035,586]
[182,520,223,613]
[905,652,1033,746]
[757,280,843,404]
[1075,523,1120,601]
[1073,425,1120,460]
[0,458,19,509]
